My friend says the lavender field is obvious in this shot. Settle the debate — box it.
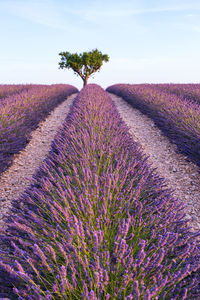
[0,84,78,174]
[155,84,200,105]
[107,84,200,169]
[0,84,200,299]
[0,84,33,100]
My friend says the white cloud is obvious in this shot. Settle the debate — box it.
[2,0,200,29]
[79,2,200,21]
[0,0,84,32]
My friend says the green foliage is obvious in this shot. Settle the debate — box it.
[58,49,109,86]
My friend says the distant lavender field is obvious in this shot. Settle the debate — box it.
[155,83,200,104]
[0,84,78,173]
[107,84,200,169]
[0,84,33,100]
[0,84,199,299]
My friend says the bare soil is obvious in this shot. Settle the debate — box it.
[110,93,200,235]
[0,93,77,230]
[1,91,199,237]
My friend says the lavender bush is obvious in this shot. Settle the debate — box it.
[0,84,199,299]
[106,84,200,168]
[0,84,78,173]
[0,84,34,100]
[155,84,200,105]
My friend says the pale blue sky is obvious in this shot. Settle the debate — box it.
[0,0,200,89]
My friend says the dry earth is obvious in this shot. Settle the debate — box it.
[1,91,200,299]
[0,91,200,237]
[110,93,200,236]
[0,93,77,230]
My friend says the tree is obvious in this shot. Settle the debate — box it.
[58,49,109,87]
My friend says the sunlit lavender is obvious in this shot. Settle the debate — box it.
[0,84,78,173]
[0,84,33,100]
[107,84,200,168]
[0,84,199,299]
[155,83,200,105]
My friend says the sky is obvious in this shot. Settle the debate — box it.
[0,0,200,89]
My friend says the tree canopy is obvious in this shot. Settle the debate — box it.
[58,49,109,87]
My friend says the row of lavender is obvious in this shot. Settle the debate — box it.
[1,84,199,299]
[0,84,78,174]
[0,84,34,100]
[107,84,200,168]
[155,83,200,104]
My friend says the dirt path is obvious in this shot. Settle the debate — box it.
[0,93,77,229]
[1,91,199,236]
[110,93,200,235]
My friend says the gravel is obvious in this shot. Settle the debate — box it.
[0,91,199,236]
[0,93,77,229]
[1,90,199,297]
[110,93,200,235]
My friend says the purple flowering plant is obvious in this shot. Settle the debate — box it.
[0,84,78,173]
[0,84,33,100]
[106,84,200,168]
[0,84,199,299]
[155,83,200,104]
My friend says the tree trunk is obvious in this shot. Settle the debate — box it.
[83,77,88,87]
